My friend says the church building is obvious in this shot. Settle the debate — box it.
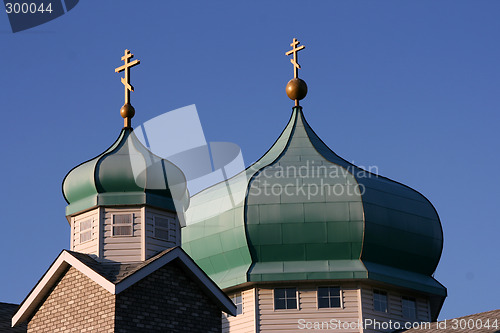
[9,40,455,332]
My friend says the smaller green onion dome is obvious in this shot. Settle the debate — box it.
[62,128,189,218]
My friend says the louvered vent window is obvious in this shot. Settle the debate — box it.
[154,216,170,241]
[112,214,133,236]
[79,219,92,243]
[373,289,388,313]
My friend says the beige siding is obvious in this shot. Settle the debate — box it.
[144,207,179,259]
[69,206,178,263]
[257,284,361,332]
[221,284,432,332]
[223,288,257,333]
[72,208,99,256]
[102,208,142,262]
[361,285,430,333]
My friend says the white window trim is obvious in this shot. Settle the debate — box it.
[273,287,299,311]
[111,213,134,237]
[316,286,343,310]
[373,289,389,313]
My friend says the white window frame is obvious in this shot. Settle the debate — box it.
[79,218,92,244]
[273,287,298,310]
[402,296,417,320]
[153,215,171,241]
[373,289,388,313]
[111,213,134,237]
[317,286,343,309]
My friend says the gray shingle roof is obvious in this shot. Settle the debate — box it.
[66,247,177,284]
[0,303,26,332]
[402,309,500,333]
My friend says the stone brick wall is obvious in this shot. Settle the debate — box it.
[115,261,221,333]
[28,267,115,333]
[26,261,222,332]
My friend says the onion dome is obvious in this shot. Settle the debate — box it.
[62,127,189,218]
[182,106,445,299]
[64,49,188,219]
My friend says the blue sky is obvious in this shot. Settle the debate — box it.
[0,0,498,320]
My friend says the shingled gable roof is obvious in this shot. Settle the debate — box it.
[12,247,236,327]
[0,303,26,332]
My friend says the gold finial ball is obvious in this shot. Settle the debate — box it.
[120,103,135,119]
[286,78,308,101]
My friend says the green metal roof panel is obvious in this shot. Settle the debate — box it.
[64,196,98,216]
[182,106,445,298]
[182,110,301,288]
[248,259,368,281]
[95,138,145,193]
[364,261,447,296]
[244,108,364,269]
[64,192,179,217]
[63,128,189,217]
[182,193,253,289]
[299,108,443,276]
[62,130,126,204]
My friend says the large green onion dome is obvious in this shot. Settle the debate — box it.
[182,106,445,300]
[62,127,189,218]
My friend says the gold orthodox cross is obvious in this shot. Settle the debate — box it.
[115,49,141,105]
[285,38,305,78]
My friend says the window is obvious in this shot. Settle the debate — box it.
[373,289,388,313]
[318,287,342,308]
[230,293,243,316]
[274,288,297,310]
[402,296,417,319]
[112,214,133,236]
[79,219,92,243]
[154,216,170,241]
